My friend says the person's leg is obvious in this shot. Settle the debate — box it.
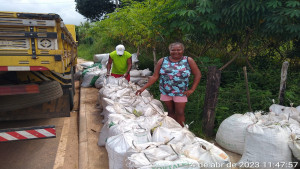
[174,102,186,127]
[163,100,176,120]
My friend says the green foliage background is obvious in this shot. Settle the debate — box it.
[75,0,300,138]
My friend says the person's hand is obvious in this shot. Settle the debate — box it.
[122,72,128,78]
[183,89,195,97]
[135,89,144,96]
[106,73,110,77]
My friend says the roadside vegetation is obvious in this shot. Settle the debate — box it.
[76,0,300,138]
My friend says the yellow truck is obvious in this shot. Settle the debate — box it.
[0,11,77,141]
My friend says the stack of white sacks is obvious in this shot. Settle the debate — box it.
[216,104,300,169]
[80,53,152,88]
[97,77,231,169]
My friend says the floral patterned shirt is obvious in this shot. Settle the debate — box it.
[159,56,191,96]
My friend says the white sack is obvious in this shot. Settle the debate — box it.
[283,107,300,122]
[140,68,152,76]
[288,134,300,160]
[216,113,256,155]
[159,116,182,129]
[297,106,300,112]
[80,61,94,68]
[106,132,135,169]
[131,53,139,63]
[94,53,109,63]
[152,126,195,145]
[95,74,106,89]
[182,137,230,169]
[269,104,285,115]
[130,70,141,77]
[81,70,101,87]
[238,124,292,169]
[150,99,164,111]
[108,121,145,141]
[98,122,112,146]
[135,114,163,131]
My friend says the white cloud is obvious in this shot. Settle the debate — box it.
[0,0,87,25]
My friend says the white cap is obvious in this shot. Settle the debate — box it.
[116,44,125,55]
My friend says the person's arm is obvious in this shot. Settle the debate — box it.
[136,58,163,95]
[183,57,201,97]
[123,57,132,77]
[106,56,113,76]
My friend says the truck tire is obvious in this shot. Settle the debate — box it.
[0,81,63,112]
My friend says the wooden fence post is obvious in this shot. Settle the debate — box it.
[279,61,289,105]
[202,66,221,137]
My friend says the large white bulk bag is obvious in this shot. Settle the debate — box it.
[152,126,195,145]
[135,114,163,131]
[238,124,292,169]
[269,104,285,115]
[81,70,101,87]
[101,98,114,110]
[182,137,230,169]
[216,113,256,154]
[159,116,182,129]
[94,53,109,63]
[95,74,106,89]
[108,121,151,144]
[80,61,94,68]
[131,53,139,63]
[115,88,132,98]
[150,99,164,111]
[128,156,200,169]
[106,132,135,169]
[98,122,112,146]
[288,134,300,160]
[148,157,200,169]
[283,107,300,122]
[98,114,132,146]
[102,87,118,99]
[140,68,152,76]
[126,144,184,166]
[101,106,117,123]
[297,106,300,112]
[130,69,141,77]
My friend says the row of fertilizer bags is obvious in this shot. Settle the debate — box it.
[96,76,231,169]
[216,104,300,169]
[77,53,152,88]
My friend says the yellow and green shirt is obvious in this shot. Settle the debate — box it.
[109,50,131,75]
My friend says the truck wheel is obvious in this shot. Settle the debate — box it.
[0,81,63,112]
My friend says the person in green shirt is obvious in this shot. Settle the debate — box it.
[106,44,132,81]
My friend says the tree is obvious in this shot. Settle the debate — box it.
[168,0,300,70]
[75,0,116,21]
[75,0,147,21]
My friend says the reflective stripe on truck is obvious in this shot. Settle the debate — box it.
[0,125,56,142]
[0,66,49,71]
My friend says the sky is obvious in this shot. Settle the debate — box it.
[0,0,87,25]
